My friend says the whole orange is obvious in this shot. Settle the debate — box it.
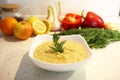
[13,21,33,40]
[0,17,18,36]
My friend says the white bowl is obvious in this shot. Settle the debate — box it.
[29,34,92,72]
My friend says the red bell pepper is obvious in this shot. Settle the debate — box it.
[81,11,105,28]
[61,13,82,30]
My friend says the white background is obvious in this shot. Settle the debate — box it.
[0,0,120,17]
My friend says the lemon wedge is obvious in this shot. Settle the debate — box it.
[42,19,52,33]
[32,20,47,35]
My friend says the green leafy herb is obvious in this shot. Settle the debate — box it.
[49,34,66,53]
[57,28,120,48]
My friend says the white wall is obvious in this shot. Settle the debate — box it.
[4,0,120,17]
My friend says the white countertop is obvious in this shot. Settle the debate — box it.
[0,30,120,80]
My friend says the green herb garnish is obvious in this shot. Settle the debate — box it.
[57,28,120,48]
[49,34,66,53]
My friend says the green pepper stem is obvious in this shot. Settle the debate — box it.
[81,10,85,19]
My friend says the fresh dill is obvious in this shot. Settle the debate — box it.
[57,28,120,48]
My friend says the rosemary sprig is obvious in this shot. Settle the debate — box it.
[49,34,66,53]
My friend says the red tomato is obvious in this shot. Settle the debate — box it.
[61,13,82,30]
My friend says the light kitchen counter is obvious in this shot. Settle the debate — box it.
[0,31,120,80]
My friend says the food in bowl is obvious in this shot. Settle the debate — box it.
[29,34,91,72]
[34,40,89,64]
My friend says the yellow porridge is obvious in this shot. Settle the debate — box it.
[34,40,89,64]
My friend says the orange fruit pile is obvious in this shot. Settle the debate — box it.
[0,16,53,40]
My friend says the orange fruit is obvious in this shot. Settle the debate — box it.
[0,20,1,30]
[13,21,33,40]
[0,17,18,36]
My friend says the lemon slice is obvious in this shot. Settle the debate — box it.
[32,20,47,35]
[42,19,52,33]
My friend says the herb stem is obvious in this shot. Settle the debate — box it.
[49,34,66,53]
